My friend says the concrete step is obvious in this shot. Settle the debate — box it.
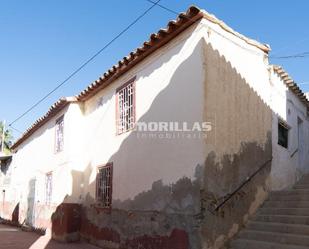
[254,214,309,225]
[294,184,309,190]
[247,221,309,235]
[263,200,309,208]
[230,238,309,249]
[269,194,309,201]
[229,174,309,248]
[259,208,309,216]
[295,176,309,185]
[238,230,309,246]
[270,190,309,196]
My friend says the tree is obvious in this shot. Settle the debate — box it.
[0,121,13,154]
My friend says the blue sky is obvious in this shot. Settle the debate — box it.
[1,0,308,139]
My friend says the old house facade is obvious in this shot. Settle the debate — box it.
[1,6,309,249]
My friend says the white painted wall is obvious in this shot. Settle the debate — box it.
[2,14,309,222]
[81,17,272,204]
[0,102,85,223]
[270,69,309,190]
[82,23,206,206]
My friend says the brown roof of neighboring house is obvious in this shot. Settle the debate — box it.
[273,65,309,109]
[11,97,78,150]
[11,5,270,150]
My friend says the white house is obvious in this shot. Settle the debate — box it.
[1,5,309,249]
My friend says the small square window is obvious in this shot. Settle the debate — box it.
[278,120,289,148]
[55,116,64,153]
[45,172,52,205]
[96,163,113,208]
[116,77,136,134]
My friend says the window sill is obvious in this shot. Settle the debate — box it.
[116,126,135,136]
[54,150,64,155]
[91,203,112,213]
[277,143,289,152]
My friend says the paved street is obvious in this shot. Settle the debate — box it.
[0,224,100,249]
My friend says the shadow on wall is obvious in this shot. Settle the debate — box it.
[0,157,12,175]
[12,202,19,224]
[48,39,291,249]
[52,38,208,249]
[198,41,275,248]
[200,134,272,248]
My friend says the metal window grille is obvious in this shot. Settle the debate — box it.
[96,164,113,208]
[45,173,52,205]
[55,116,64,152]
[117,81,135,134]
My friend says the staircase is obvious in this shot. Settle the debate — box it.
[230,175,309,249]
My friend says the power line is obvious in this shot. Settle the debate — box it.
[9,125,23,135]
[145,0,181,16]
[145,0,179,15]
[8,0,161,127]
[270,52,309,59]
[271,37,309,57]
[146,0,309,61]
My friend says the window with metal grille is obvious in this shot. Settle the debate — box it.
[45,172,52,205]
[116,78,136,134]
[55,116,64,153]
[96,163,113,208]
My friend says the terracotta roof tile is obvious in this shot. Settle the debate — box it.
[11,97,78,150]
[76,6,270,102]
[76,6,204,101]
[273,65,309,109]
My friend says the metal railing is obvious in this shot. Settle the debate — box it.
[208,157,272,214]
[290,148,298,158]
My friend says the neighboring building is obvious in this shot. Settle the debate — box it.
[1,6,309,249]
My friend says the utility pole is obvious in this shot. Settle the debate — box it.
[1,120,5,154]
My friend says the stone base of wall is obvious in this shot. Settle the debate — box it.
[51,203,81,242]
[123,229,189,249]
[80,206,192,249]
[50,204,192,249]
[2,202,193,248]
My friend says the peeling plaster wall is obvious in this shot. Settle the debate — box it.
[81,22,207,249]
[80,17,274,249]
[200,39,272,248]
[82,23,206,205]
[80,206,195,249]
[2,11,309,249]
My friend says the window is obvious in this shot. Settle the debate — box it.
[45,172,52,205]
[96,163,113,208]
[278,120,289,148]
[116,77,136,134]
[55,116,64,153]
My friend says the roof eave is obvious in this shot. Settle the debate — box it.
[77,6,270,102]
[77,6,204,102]
[11,97,78,150]
[273,65,309,110]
